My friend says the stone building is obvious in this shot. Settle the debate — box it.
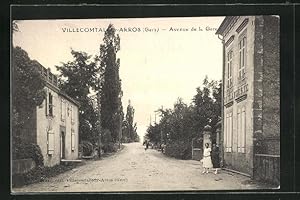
[21,65,80,167]
[216,16,280,185]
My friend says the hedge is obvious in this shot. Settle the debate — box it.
[165,140,192,160]
[13,140,44,166]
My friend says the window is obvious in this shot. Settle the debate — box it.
[237,107,246,153]
[61,99,66,121]
[238,34,247,81]
[225,112,233,152]
[227,50,233,88]
[71,129,75,151]
[47,129,55,155]
[48,93,53,116]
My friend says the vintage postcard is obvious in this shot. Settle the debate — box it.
[11,15,280,193]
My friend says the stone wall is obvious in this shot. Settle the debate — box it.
[12,158,36,175]
[253,15,280,185]
[253,16,265,155]
[262,15,280,155]
[254,154,280,186]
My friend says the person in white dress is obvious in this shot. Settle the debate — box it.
[201,143,213,174]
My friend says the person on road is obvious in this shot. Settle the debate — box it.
[161,143,165,153]
[144,140,149,151]
[201,143,213,174]
[211,143,220,174]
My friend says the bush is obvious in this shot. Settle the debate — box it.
[12,139,44,166]
[79,141,94,156]
[102,142,118,153]
[165,140,192,160]
[12,163,83,187]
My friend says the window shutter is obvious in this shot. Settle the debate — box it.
[71,105,75,123]
[49,93,53,116]
[47,130,55,155]
[241,107,246,153]
[237,109,241,152]
[61,99,65,121]
[225,113,228,152]
[45,90,48,116]
[71,129,75,151]
[229,113,232,152]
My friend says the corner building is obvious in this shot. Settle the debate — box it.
[216,16,280,184]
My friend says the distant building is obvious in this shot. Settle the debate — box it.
[21,65,80,167]
[216,16,280,184]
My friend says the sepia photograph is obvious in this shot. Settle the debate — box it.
[11,15,280,193]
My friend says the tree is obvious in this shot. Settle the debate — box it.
[122,100,139,142]
[12,46,46,142]
[99,24,122,143]
[56,50,100,143]
[145,77,222,159]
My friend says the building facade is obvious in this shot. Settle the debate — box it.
[21,65,80,167]
[216,16,280,184]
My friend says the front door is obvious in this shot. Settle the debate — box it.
[60,126,66,159]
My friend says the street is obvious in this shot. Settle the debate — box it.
[13,143,266,192]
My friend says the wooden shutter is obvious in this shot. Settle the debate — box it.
[71,105,75,123]
[45,90,48,116]
[71,129,75,151]
[225,113,228,152]
[229,113,232,152]
[47,130,55,155]
[241,107,246,153]
[237,108,241,152]
[61,99,65,121]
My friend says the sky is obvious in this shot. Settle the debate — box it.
[13,17,224,141]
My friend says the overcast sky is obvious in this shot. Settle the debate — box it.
[13,17,224,140]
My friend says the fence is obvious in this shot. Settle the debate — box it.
[253,154,280,186]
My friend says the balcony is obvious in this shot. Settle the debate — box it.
[224,87,234,107]
[234,83,248,103]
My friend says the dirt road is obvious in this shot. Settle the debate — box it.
[13,142,266,192]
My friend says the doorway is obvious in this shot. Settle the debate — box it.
[60,126,66,159]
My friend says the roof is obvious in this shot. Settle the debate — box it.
[44,80,80,107]
[215,16,235,36]
[37,63,80,108]
[58,90,81,107]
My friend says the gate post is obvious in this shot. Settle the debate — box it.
[202,125,212,149]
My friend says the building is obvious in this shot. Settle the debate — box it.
[216,16,280,185]
[21,65,80,167]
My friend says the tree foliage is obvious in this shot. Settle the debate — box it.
[122,100,139,142]
[145,77,222,159]
[56,50,100,143]
[99,24,123,143]
[12,46,46,140]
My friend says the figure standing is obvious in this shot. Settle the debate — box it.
[201,143,213,174]
[211,143,220,174]
[144,140,149,151]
